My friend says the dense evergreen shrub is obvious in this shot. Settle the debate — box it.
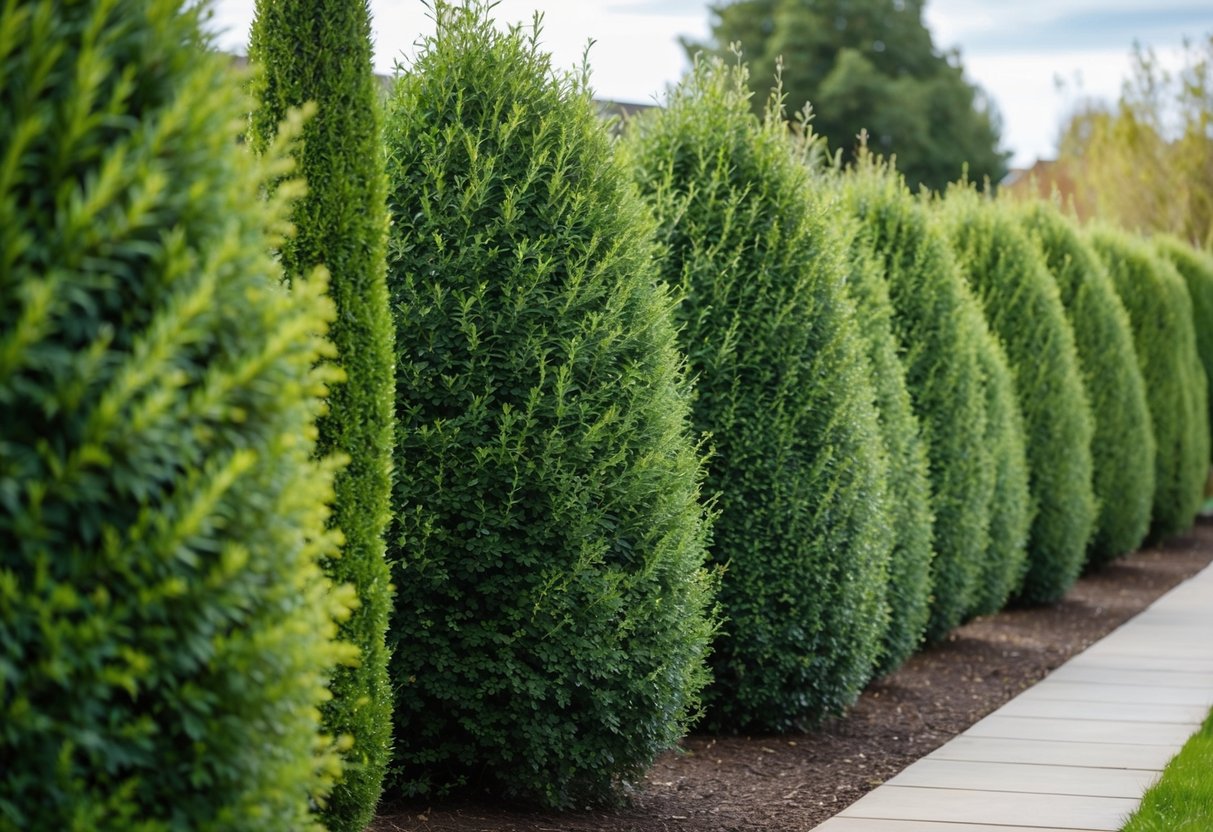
[1156,236,1213,463]
[0,2,350,829]
[382,3,716,807]
[842,225,934,674]
[840,158,990,642]
[1091,229,1209,539]
[248,2,395,827]
[1016,203,1154,564]
[939,189,1095,604]
[624,59,892,731]
[969,335,1032,616]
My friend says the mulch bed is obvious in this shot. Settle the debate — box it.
[372,516,1213,832]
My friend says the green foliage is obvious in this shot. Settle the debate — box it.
[841,157,990,641]
[1156,236,1213,464]
[685,0,1009,192]
[1090,229,1209,540]
[970,334,1032,616]
[939,189,1095,604]
[1122,706,1213,832]
[842,222,934,674]
[248,1,395,827]
[1016,203,1154,564]
[382,2,717,808]
[0,1,352,829]
[623,57,892,731]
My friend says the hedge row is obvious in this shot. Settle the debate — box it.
[8,0,1212,824]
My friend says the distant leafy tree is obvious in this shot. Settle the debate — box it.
[624,57,893,731]
[686,0,1009,191]
[382,2,716,807]
[248,1,395,829]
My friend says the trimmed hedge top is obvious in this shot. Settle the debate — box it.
[0,1,349,828]
[382,2,716,807]
[939,189,1095,604]
[625,57,893,731]
[1016,202,1153,564]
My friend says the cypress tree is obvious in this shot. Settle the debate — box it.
[624,58,893,732]
[248,2,395,828]
[939,189,1095,604]
[842,218,934,674]
[841,157,991,641]
[1156,236,1213,464]
[969,334,1032,616]
[1091,229,1209,539]
[382,2,716,807]
[1017,203,1154,564]
[0,1,350,829]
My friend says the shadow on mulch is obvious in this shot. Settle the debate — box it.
[371,517,1213,832]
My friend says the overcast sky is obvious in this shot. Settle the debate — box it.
[204,1,1213,167]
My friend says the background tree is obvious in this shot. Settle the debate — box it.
[382,2,716,807]
[1059,35,1213,249]
[0,1,350,827]
[624,58,893,731]
[686,0,1009,192]
[248,2,395,828]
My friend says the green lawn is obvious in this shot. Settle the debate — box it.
[1121,706,1213,831]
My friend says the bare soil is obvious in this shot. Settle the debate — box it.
[372,517,1213,832]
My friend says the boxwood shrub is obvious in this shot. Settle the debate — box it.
[841,220,934,675]
[970,334,1032,616]
[624,58,892,731]
[1016,203,1154,564]
[0,1,350,829]
[841,158,990,642]
[382,2,716,807]
[939,189,1095,604]
[248,1,395,827]
[1156,237,1213,465]
[1091,229,1209,539]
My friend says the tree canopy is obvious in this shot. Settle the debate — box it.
[685,0,1009,191]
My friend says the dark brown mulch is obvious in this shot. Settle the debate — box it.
[371,517,1213,832]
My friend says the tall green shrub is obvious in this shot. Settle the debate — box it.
[842,221,934,674]
[1016,203,1154,564]
[382,3,716,807]
[624,59,892,731]
[939,189,1095,603]
[970,334,1032,616]
[1157,236,1213,463]
[248,2,395,828]
[1091,229,1209,538]
[840,158,990,641]
[0,2,351,829]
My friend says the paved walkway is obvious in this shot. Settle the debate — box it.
[811,560,1213,831]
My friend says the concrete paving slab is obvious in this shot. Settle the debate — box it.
[813,820,1089,832]
[995,696,1206,724]
[835,786,1137,829]
[965,714,1195,746]
[885,759,1159,797]
[1046,666,1213,688]
[1062,655,1213,674]
[926,736,1178,770]
[1025,680,1213,707]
